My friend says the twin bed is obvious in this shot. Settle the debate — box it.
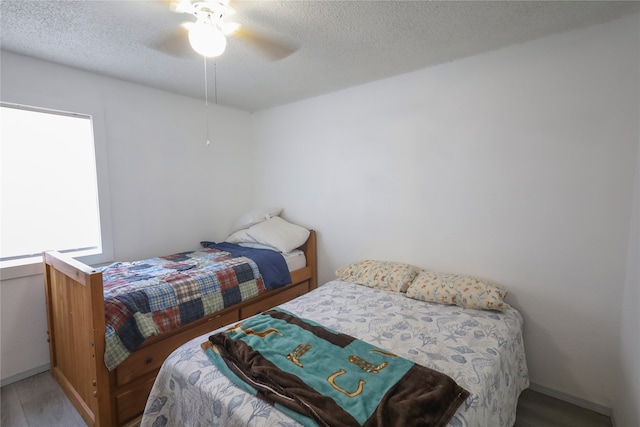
[43,229,317,426]
[44,225,529,427]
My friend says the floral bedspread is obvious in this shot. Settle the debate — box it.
[100,248,266,370]
[141,280,529,427]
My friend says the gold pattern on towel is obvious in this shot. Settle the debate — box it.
[348,355,388,373]
[287,344,311,368]
[328,369,366,397]
[201,341,221,354]
[243,327,282,338]
[229,322,244,333]
[369,349,397,358]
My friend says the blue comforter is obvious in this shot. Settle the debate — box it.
[201,241,292,290]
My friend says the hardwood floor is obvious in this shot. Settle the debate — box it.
[1,371,613,427]
[515,389,613,427]
[1,372,85,427]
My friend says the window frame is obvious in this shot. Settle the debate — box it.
[0,101,113,280]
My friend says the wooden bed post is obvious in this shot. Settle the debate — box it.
[307,230,318,289]
[43,252,112,427]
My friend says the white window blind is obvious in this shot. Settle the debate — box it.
[1,103,103,268]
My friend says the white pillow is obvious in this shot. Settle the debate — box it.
[231,207,282,233]
[246,217,310,253]
[225,229,257,244]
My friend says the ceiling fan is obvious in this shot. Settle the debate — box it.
[156,0,297,60]
[171,0,236,57]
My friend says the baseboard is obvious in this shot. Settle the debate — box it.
[1,363,50,387]
[529,382,613,418]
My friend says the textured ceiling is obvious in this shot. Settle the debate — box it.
[1,1,639,112]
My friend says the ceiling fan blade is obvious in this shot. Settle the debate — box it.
[235,26,298,61]
[148,25,197,58]
[169,0,194,14]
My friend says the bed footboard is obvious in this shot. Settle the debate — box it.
[43,252,112,427]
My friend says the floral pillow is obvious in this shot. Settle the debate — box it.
[336,260,421,292]
[406,270,509,311]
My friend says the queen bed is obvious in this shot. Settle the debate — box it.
[43,217,317,427]
[141,268,529,427]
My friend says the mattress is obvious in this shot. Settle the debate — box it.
[283,249,306,271]
[141,280,529,427]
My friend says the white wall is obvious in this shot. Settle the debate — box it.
[0,52,255,382]
[615,138,640,427]
[252,13,640,417]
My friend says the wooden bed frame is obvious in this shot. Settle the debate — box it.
[43,230,317,427]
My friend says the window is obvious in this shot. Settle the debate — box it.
[1,103,108,273]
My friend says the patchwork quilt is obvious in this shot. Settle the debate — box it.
[100,248,266,370]
[203,308,469,427]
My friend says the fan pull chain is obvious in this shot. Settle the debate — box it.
[203,56,210,146]
[214,61,218,105]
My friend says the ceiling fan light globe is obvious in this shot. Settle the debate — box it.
[188,22,227,57]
